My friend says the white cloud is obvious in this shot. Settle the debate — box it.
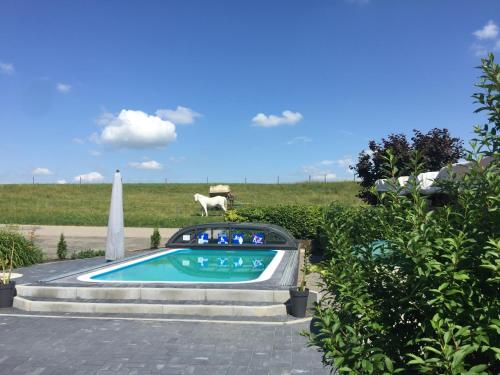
[73,137,85,144]
[471,43,488,57]
[74,172,104,183]
[470,21,500,56]
[169,156,187,163]
[56,83,71,93]
[321,173,336,181]
[252,110,303,128]
[336,157,355,175]
[336,157,354,168]
[473,20,498,40]
[0,62,14,75]
[32,167,53,175]
[96,109,177,149]
[57,179,67,184]
[89,150,101,157]
[287,136,312,145]
[303,157,355,181]
[156,106,202,125]
[319,158,353,168]
[302,166,337,181]
[129,160,162,170]
[96,111,115,126]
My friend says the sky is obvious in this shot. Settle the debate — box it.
[1,0,499,184]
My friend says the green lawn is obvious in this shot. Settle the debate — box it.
[0,182,361,227]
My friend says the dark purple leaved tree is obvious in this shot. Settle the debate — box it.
[351,128,464,204]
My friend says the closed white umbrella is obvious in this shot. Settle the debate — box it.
[105,170,124,261]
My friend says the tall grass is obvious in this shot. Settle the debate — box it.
[0,182,361,227]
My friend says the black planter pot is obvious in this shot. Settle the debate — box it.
[289,287,309,317]
[0,281,17,308]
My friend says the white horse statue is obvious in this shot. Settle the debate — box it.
[194,193,227,217]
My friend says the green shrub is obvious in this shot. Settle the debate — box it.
[225,205,323,239]
[57,233,68,260]
[319,204,387,260]
[70,249,105,259]
[308,54,500,374]
[0,230,43,268]
[150,227,161,249]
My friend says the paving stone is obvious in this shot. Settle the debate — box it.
[246,368,269,375]
[0,315,331,374]
[269,368,293,375]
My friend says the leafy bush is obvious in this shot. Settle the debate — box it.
[309,54,499,374]
[318,204,387,260]
[57,233,68,260]
[150,227,161,249]
[70,249,105,259]
[0,230,43,268]
[225,205,323,239]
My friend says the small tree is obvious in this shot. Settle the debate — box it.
[352,128,463,204]
[57,233,67,260]
[150,228,161,249]
[353,134,413,203]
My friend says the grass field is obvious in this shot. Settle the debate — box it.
[0,182,361,227]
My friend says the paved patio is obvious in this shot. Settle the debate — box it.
[0,314,331,375]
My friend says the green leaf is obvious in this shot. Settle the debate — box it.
[468,364,488,373]
[424,346,442,355]
[338,366,353,373]
[407,354,425,365]
[384,356,393,372]
[437,282,449,291]
[453,273,469,281]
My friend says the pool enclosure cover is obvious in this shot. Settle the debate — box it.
[166,222,299,250]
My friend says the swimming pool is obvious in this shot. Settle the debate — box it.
[78,248,285,284]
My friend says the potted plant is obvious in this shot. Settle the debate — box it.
[289,246,310,317]
[0,241,17,308]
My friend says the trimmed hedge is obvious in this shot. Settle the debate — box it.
[0,230,43,268]
[225,205,324,240]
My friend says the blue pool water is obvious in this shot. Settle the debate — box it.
[88,249,279,283]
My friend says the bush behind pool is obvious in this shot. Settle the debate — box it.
[225,204,323,240]
[0,230,43,268]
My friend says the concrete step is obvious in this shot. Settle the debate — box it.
[13,296,287,317]
[22,296,277,306]
[16,285,291,303]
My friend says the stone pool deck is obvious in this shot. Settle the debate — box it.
[11,249,304,319]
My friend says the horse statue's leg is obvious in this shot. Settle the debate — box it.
[203,203,208,217]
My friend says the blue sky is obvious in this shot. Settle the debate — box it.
[1,0,499,184]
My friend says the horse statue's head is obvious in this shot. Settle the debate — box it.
[194,193,199,202]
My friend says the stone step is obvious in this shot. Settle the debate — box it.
[23,296,277,306]
[13,296,287,317]
[16,285,291,303]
